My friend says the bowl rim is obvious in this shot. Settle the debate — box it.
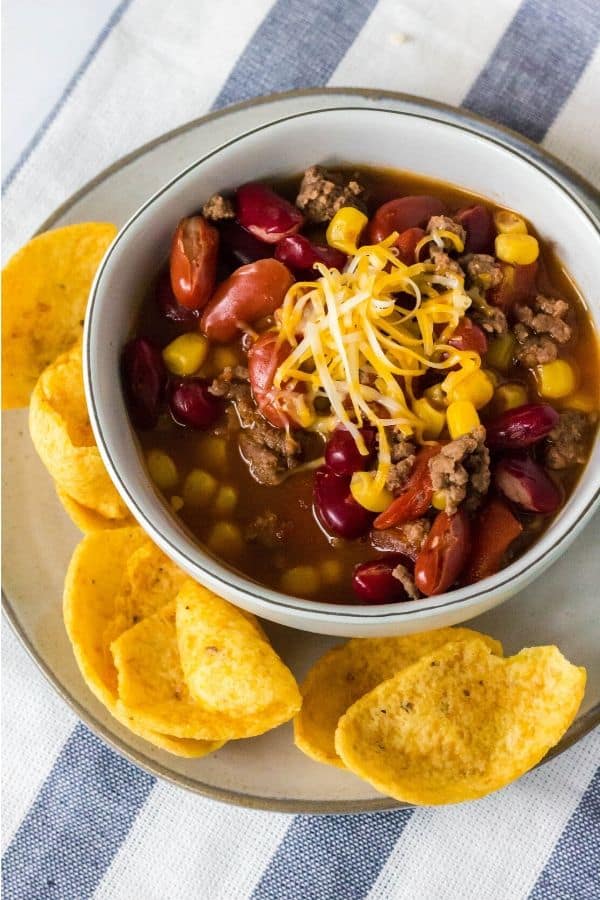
[5,87,600,813]
[84,101,600,627]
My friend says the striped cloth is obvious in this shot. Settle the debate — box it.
[2,1,600,897]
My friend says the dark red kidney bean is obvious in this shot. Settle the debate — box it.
[274,234,347,274]
[414,508,471,596]
[170,216,219,309]
[313,467,373,539]
[367,196,446,244]
[448,317,488,354]
[494,455,561,514]
[454,204,495,254]
[394,227,426,264]
[248,331,298,429]
[121,338,167,430]
[155,272,199,326]
[325,426,376,476]
[236,183,304,244]
[486,403,559,449]
[201,258,294,343]
[352,555,414,604]
[219,221,274,267]
[167,378,222,429]
[488,261,538,309]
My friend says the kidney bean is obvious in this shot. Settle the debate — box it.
[248,331,299,428]
[414,508,471,596]
[325,426,377,476]
[236,183,304,244]
[486,403,559,449]
[394,227,426,264]
[448,318,488,354]
[494,455,561,514]
[454,204,495,254]
[167,378,222,429]
[219,221,274,267]
[373,445,441,530]
[488,261,538,309]
[367,196,446,244]
[121,337,167,429]
[200,258,294,343]
[274,234,347,274]
[463,497,523,584]
[170,216,219,309]
[313,467,373,539]
[352,555,414,604]
[155,272,199,326]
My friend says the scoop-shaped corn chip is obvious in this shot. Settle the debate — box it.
[63,527,221,758]
[2,222,117,408]
[294,628,503,768]
[111,582,301,741]
[56,485,134,532]
[335,640,586,805]
[29,344,128,519]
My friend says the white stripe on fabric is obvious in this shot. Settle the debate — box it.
[329,0,520,104]
[1,621,77,852]
[95,782,289,900]
[543,45,600,190]
[368,728,600,900]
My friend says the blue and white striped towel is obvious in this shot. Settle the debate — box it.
[2,1,600,897]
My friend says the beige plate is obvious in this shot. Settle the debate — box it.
[3,89,599,813]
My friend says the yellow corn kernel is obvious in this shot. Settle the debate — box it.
[565,391,597,413]
[494,210,528,235]
[182,469,218,507]
[447,400,480,439]
[350,471,394,513]
[207,521,244,558]
[162,333,208,376]
[198,435,228,472]
[320,559,343,584]
[326,207,368,254]
[447,369,494,410]
[483,368,500,388]
[280,565,321,596]
[212,345,240,371]
[536,359,577,399]
[495,233,539,265]
[485,332,517,372]
[412,396,446,438]
[432,490,447,510]
[170,495,184,512]
[493,382,528,413]
[423,383,447,409]
[213,485,238,516]
[146,449,179,491]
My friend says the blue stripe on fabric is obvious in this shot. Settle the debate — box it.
[252,809,413,900]
[212,0,379,110]
[464,0,600,142]
[529,765,600,900]
[2,0,135,195]
[1,722,155,900]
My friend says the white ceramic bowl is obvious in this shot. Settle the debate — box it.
[84,106,600,638]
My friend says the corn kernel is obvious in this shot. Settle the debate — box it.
[146,449,179,490]
[485,333,517,372]
[412,396,446,438]
[326,207,369,254]
[447,400,480,439]
[536,359,577,399]
[493,382,528,414]
[280,565,321,596]
[198,435,228,472]
[213,485,238,516]
[432,490,447,510]
[494,210,528,235]
[447,369,494,410]
[565,391,597,413]
[483,368,500,388]
[350,471,394,512]
[207,521,244,558]
[423,383,447,409]
[212,345,240,371]
[495,233,539,265]
[320,559,343,584]
[170,495,184,512]
[183,469,218,507]
[162,333,208,376]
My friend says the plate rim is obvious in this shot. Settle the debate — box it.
[3,86,599,814]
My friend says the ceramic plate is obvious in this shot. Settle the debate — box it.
[3,89,599,813]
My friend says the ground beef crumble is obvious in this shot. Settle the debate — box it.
[514,294,572,368]
[545,410,593,470]
[427,215,466,245]
[385,431,416,493]
[202,193,235,221]
[295,166,366,224]
[461,254,503,291]
[370,519,431,560]
[429,246,464,278]
[244,511,290,547]
[428,426,490,515]
[391,563,420,600]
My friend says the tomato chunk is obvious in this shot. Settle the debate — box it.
[463,497,523,584]
[373,445,440,529]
